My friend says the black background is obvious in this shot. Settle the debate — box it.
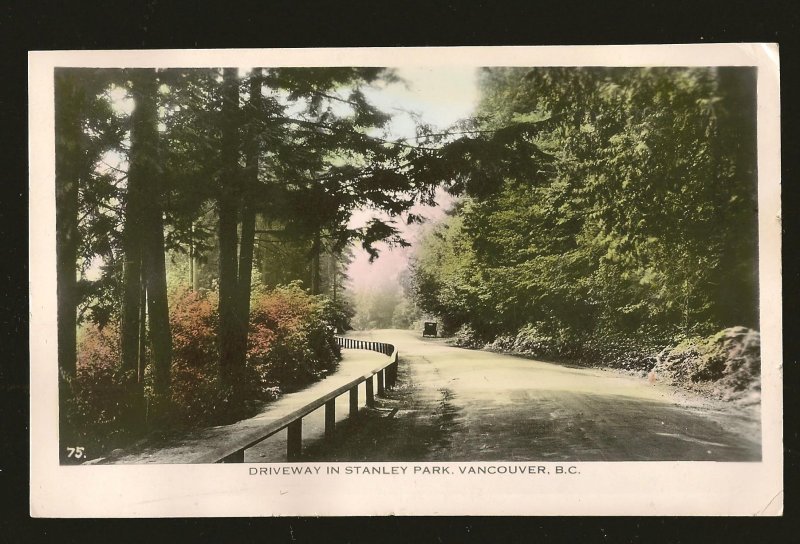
[2,0,798,541]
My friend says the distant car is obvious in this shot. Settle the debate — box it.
[422,321,437,338]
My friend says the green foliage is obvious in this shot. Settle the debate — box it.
[66,324,140,451]
[62,65,475,452]
[70,284,342,445]
[451,324,485,349]
[411,67,759,364]
[248,282,341,389]
[653,326,761,401]
[409,208,494,336]
[351,285,401,330]
[391,299,420,329]
[350,280,421,331]
[53,70,128,329]
[488,324,560,359]
[163,288,224,425]
[318,293,355,335]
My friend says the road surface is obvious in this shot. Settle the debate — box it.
[301,329,761,462]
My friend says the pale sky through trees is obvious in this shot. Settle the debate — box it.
[90,67,479,289]
[346,66,479,291]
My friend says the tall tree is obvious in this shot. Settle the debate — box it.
[55,69,92,458]
[119,72,146,379]
[55,72,85,380]
[119,68,173,418]
[134,69,173,399]
[217,67,244,399]
[235,68,263,378]
[55,69,125,374]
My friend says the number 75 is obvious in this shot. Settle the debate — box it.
[66,447,85,459]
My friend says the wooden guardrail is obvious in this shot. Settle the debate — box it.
[193,336,399,463]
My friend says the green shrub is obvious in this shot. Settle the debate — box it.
[169,287,217,367]
[512,323,559,358]
[484,322,666,372]
[653,326,761,401]
[451,324,485,349]
[68,284,343,449]
[68,323,140,451]
[163,287,226,427]
[248,283,340,389]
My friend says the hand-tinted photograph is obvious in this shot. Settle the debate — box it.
[54,64,761,467]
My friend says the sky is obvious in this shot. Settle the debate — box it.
[345,66,479,292]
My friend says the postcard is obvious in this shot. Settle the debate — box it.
[29,44,782,516]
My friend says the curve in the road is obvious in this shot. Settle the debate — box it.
[301,329,761,462]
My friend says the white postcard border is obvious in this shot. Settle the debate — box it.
[29,44,782,517]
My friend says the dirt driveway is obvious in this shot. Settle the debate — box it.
[301,329,761,462]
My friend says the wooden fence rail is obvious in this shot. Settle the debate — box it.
[193,336,399,463]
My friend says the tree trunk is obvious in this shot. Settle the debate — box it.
[235,68,262,367]
[138,278,147,383]
[310,228,322,295]
[192,254,201,291]
[126,67,174,417]
[331,254,338,304]
[131,68,173,400]
[143,203,172,398]
[54,72,82,380]
[55,71,84,458]
[137,63,173,402]
[121,68,167,429]
[238,204,256,353]
[189,220,202,291]
[120,71,150,379]
[218,194,240,389]
[189,224,195,291]
[120,242,142,378]
[217,68,243,399]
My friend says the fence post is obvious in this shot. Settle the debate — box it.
[377,369,385,395]
[287,419,302,461]
[325,399,335,440]
[388,357,398,387]
[349,386,358,417]
[366,376,374,408]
